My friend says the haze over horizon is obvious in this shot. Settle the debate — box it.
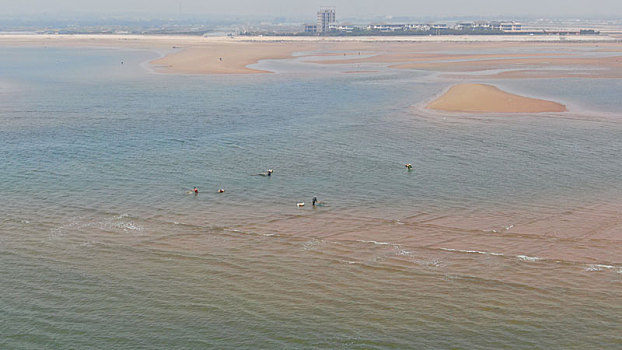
[2,0,621,20]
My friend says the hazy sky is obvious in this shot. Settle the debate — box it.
[2,0,621,18]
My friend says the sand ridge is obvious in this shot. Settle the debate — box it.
[426,84,567,113]
[150,42,312,74]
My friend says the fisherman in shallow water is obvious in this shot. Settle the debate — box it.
[193,187,198,194]
[312,197,327,207]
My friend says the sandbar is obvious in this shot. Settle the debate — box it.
[426,84,567,113]
[150,42,310,74]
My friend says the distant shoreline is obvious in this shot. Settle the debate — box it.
[0,33,618,43]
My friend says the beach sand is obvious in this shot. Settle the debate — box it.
[426,84,567,113]
[150,42,312,74]
[0,34,620,77]
[155,41,621,77]
[301,42,622,79]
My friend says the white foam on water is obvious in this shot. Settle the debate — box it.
[49,218,82,240]
[414,259,443,268]
[484,224,513,233]
[95,220,144,232]
[355,240,413,258]
[49,216,144,239]
[516,255,542,262]
[302,238,326,251]
[395,249,412,256]
[356,240,396,247]
[585,264,616,272]
[117,222,143,232]
[440,247,504,256]
[225,228,277,238]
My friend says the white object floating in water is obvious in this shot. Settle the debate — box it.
[297,202,305,207]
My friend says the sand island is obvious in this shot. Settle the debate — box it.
[426,84,567,113]
[150,42,309,74]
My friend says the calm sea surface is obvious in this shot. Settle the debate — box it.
[1,46,621,349]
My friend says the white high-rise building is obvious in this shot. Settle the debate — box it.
[317,7,336,33]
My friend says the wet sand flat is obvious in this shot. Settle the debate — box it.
[426,84,567,113]
[150,42,313,74]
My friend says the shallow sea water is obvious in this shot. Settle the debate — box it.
[1,46,621,349]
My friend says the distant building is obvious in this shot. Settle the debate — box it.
[455,22,473,31]
[491,21,522,32]
[304,24,318,33]
[367,23,442,32]
[332,24,354,33]
[451,21,522,32]
[317,7,336,33]
[301,13,536,35]
[367,24,410,32]
[473,21,492,29]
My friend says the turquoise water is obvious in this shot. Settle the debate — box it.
[1,46,621,349]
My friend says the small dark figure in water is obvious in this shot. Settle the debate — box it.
[252,169,273,177]
[312,197,327,207]
[218,188,225,193]
[193,187,198,194]
[405,163,413,171]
